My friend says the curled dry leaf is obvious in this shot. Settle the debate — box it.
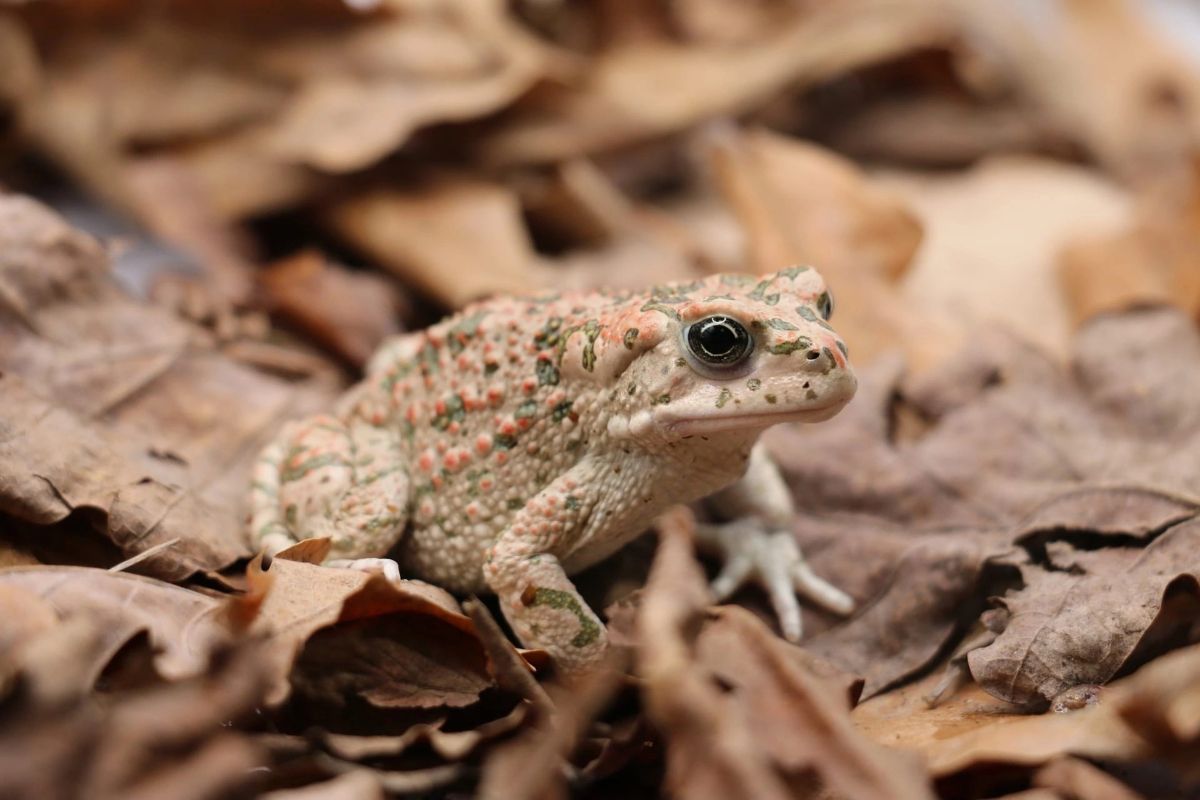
[1059,163,1200,327]
[259,250,403,369]
[0,636,269,800]
[0,566,228,685]
[638,507,934,800]
[0,194,338,579]
[323,179,551,309]
[768,307,1200,706]
[11,0,546,219]
[482,0,956,166]
[250,556,491,710]
[705,125,960,374]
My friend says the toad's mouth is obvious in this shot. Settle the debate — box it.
[661,401,849,437]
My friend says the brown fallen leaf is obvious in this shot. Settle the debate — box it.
[1032,758,1144,800]
[763,306,1200,706]
[10,0,546,227]
[259,250,403,368]
[323,179,551,309]
[966,521,1200,709]
[951,0,1200,182]
[0,630,269,800]
[638,507,934,800]
[0,193,339,580]
[1059,163,1200,327]
[249,556,491,710]
[482,0,956,166]
[261,771,385,800]
[0,566,228,685]
[706,125,960,374]
[885,156,1131,360]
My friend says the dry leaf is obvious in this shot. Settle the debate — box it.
[483,0,955,166]
[0,193,338,579]
[0,566,228,683]
[323,179,550,309]
[249,557,488,708]
[638,508,934,800]
[259,250,403,368]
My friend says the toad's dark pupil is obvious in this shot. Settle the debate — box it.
[688,316,752,365]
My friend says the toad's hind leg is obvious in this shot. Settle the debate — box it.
[250,415,409,561]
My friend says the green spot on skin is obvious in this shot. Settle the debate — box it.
[716,388,733,408]
[431,394,467,430]
[285,504,298,526]
[779,265,811,279]
[623,328,639,349]
[821,347,836,372]
[703,294,736,301]
[564,495,581,511]
[651,393,671,405]
[447,310,489,354]
[748,279,770,300]
[280,453,342,483]
[768,336,813,355]
[765,394,778,404]
[581,319,601,372]
[836,340,849,358]
[526,587,601,648]
[484,361,500,375]
[533,316,563,350]
[627,384,636,395]
[495,433,519,450]
[720,274,756,287]
[640,301,682,321]
[515,399,538,420]
[765,318,798,331]
[674,357,687,368]
[806,389,818,400]
[536,358,560,386]
[507,497,524,511]
[763,293,780,305]
[747,378,761,391]
[551,400,574,422]
[798,305,835,331]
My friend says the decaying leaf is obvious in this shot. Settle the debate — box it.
[259,250,403,368]
[638,507,934,800]
[0,193,339,579]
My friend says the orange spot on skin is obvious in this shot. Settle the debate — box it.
[498,418,518,436]
[495,451,509,466]
[466,502,480,519]
[431,474,444,490]
[448,421,461,434]
[546,389,567,407]
[457,354,472,370]
[479,476,495,491]
[418,450,436,473]
[487,387,505,406]
[475,434,493,456]
[521,378,537,395]
[436,440,449,454]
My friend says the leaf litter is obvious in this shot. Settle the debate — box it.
[3,0,1200,797]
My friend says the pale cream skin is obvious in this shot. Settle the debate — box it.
[250,267,857,670]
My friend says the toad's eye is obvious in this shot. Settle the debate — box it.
[685,315,753,368]
[817,291,833,320]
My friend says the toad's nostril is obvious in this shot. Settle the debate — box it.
[805,350,821,360]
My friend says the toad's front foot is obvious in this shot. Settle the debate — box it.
[695,519,854,641]
[327,557,402,582]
